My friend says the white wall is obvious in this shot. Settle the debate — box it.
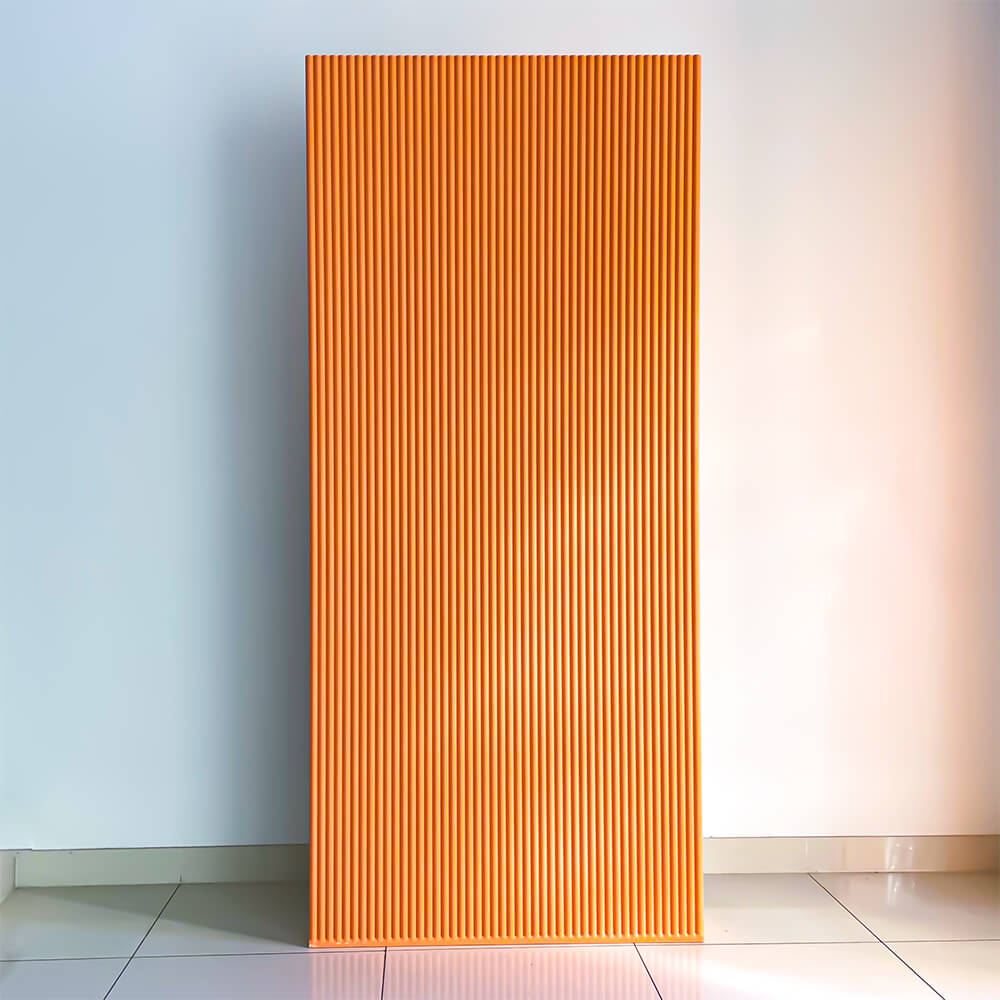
[1,0,997,849]
[699,3,1000,836]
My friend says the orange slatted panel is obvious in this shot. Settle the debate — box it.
[307,54,701,947]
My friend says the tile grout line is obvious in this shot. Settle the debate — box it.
[633,942,663,1000]
[380,946,388,1000]
[807,874,945,1000]
[2,956,134,964]
[93,948,384,960]
[102,882,180,1000]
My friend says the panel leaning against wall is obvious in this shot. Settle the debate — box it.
[307,54,701,947]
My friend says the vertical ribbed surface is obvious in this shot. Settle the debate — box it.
[307,54,701,947]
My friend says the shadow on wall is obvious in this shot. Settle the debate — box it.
[212,101,310,843]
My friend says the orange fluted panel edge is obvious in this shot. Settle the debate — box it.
[307,55,701,947]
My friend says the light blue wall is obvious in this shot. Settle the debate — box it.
[0,0,703,850]
[1,1,997,848]
[0,1,329,848]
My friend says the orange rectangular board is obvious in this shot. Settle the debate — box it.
[307,54,701,947]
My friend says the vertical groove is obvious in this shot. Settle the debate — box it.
[666,54,680,938]
[305,54,320,946]
[675,57,688,940]
[307,55,700,947]
[387,54,400,944]
[691,56,704,936]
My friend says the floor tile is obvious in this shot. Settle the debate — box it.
[703,874,874,943]
[108,952,384,999]
[894,940,1000,1000]
[136,882,309,956]
[383,945,657,999]
[640,942,938,998]
[816,873,1000,942]
[0,886,176,961]
[0,959,127,1000]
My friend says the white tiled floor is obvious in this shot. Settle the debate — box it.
[814,873,1000,942]
[135,882,311,956]
[1,873,997,998]
[0,885,176,961]
[703,873,876,943]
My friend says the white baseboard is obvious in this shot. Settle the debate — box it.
[14,844,308,888]
[8,837,996,890]
[704,835,999,874]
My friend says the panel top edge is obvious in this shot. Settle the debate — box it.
[304,54,701,62]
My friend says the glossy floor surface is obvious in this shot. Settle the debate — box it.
[1,873,998,997]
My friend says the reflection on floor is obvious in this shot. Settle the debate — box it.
[1,873,998,997]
